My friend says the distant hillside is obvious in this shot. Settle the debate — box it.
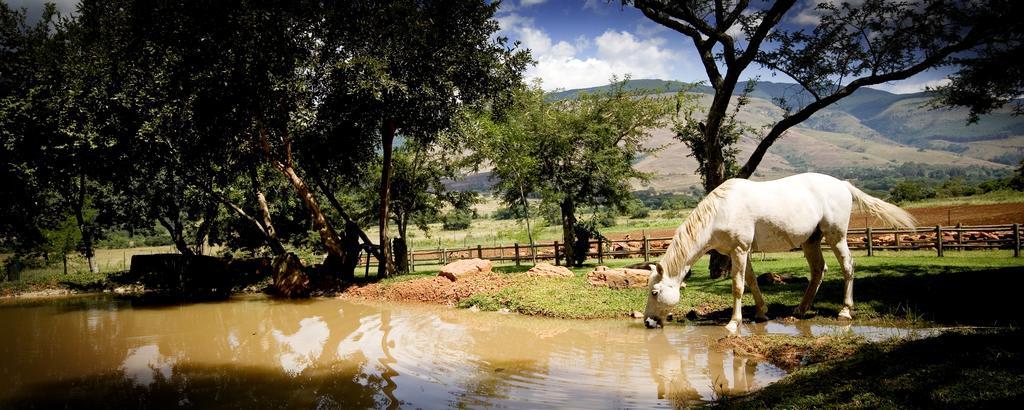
[454,79,1020,193]
[553,79,1024,144]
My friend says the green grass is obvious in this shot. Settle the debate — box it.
[454,250,1024,325]
[724,329,1024,409]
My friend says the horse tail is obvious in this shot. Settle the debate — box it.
[844,181,917,228]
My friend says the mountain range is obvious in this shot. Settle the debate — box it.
[453,79,1023,193]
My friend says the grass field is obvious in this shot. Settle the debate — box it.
[367,250,1024,326]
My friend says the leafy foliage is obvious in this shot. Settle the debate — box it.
[474,78,672,264]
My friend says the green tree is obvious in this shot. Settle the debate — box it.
[313,0,528,277]
[479,79,671,266]
[0,3,121,273]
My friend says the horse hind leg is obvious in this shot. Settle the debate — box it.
[794,241,826,318]
[744,255,768,322]
[830,238,855,320]
[726,250,749,333]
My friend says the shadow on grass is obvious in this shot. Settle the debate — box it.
[726,329,1024,409]
[692,266,1024,326]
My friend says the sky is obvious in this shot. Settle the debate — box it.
[6,0,951,94]
[493,0,951,92]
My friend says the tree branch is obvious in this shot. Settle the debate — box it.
[635,2,724,90]
[738,30,983,179]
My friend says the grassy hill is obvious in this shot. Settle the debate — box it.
[456,79,1020,193]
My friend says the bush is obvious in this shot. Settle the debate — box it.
[442,208,473,230]
[889,180,936,203]
[596,212,617,228]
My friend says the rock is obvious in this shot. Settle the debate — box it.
[587,268,650,289]
[438,258,493,282]
[595,265,608,272]
[498,308,511,314]
[757,272,785,286]
[757,272,809,286]
[526,263,574,277]
[630,311,644,319]
[469,305,481,312]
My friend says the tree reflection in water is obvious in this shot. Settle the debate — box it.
[1,295,797,408]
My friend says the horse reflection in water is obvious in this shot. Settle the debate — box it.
[645,332,701,405]
[644,330,767,405]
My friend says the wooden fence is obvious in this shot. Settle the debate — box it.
[356,223,1021,272]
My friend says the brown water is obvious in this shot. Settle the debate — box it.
[0,295,917,408]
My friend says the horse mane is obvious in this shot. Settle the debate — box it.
[659,179,737,280]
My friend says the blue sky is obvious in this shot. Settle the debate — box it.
[7,0,950,93]
[495,0,951,92]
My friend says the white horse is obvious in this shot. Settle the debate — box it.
[643,173,915,332]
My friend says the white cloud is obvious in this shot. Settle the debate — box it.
[497,14,683,90]
[520,0,548,7]
[790,0,867,26]
[869,78,951,94]
[635,21,668,38]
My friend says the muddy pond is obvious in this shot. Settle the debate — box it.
[0,295,926,408]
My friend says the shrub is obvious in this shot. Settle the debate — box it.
[442,208,473,230]
[889,180,935,203]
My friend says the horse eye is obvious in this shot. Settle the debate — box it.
[651,289,660,296]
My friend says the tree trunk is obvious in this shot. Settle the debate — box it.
[159,217,195,256]
[257,125,347,268]
[71,170,100,273]
[560,198,579,267]
[338,221,361,281]
[377,120,398,278]
[702,128,731,279]
[251,170,287,255]
[192,201,219,256]
[393,219,409,274]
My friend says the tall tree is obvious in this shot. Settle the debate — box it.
[1,3,123,272]
[315,0,528,277]
[480,79,671,266]
[629,0,1016,276]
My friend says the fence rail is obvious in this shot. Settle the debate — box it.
[360,223,1022,271]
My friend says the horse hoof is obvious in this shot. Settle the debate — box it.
[725,321,740,333]
[838,307,853,320]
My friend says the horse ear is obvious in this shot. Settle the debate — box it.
[648,264,662,283]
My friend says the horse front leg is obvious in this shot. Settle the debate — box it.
[726,250,749,333]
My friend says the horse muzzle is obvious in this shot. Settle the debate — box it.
[644,317,663,329]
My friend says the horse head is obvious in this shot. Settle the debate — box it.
[644,262,686,328]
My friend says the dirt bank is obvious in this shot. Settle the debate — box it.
[339,272,512,306]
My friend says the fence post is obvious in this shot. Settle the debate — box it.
[409,249,415,272]
[554,241,561,266]
[597,237,604,265]
[1014,223,1021,257]
[936,225,943,257]
[364,251,371,277]
[477,244,483,259]
[442,248,447,265]
[514,243,520,267]
[866,227,873,257]
[643,231,649,262]
[956,223,963,251]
